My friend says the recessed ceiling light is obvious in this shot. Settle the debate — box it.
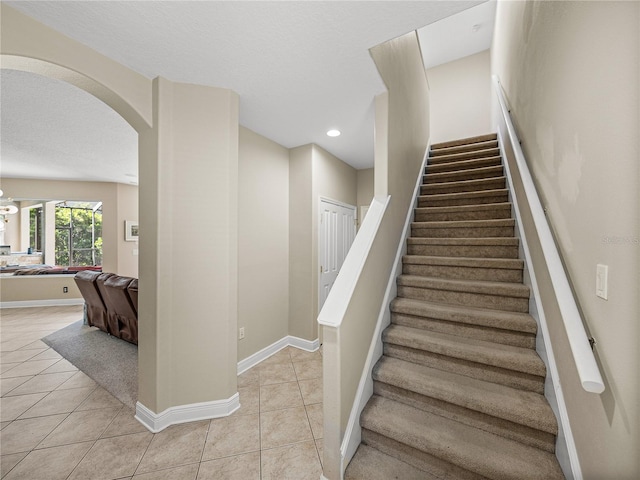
[326,129,341,137]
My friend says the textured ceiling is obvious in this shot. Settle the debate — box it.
[1,0,491,184]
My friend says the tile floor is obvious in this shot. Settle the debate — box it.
[0,306,324,479]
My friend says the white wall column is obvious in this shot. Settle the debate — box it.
[137,77,239,429]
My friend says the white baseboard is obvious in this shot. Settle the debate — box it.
[0,298,84,309]
[237,335,320,375]
[135,393,240,433]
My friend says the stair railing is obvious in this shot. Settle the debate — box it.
[492,75,604,394]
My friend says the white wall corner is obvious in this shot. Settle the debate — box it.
[135,393,240,434]
[237,335,320,375]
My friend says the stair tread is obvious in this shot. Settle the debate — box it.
[415,202,512,214]
[384,324,545,376]
[397,274,530,298]
[421,176,506,189]
[407,237,518,246]
[412,218,515,228]
[424,165,503,180]
[361,395,564,480]
[390,297,536,333]
[432,133,498,149]
[426,155,502,171]
[427,148,502,165]
[430,139,498,157]
[345,444,437,480]
[419,188,508,201]
[374,356,557,434]
[403,255,523,270]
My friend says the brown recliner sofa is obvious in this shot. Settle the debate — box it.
[74,271,139,345]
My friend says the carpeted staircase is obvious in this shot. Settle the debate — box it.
[345,134,565,480]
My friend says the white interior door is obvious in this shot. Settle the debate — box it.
[318,198,356,312]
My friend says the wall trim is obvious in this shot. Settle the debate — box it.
[0,298,84,309]
[340,142,431,474]
[237,335,319,375]
[135,393,240,433]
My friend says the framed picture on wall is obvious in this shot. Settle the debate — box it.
[125,221,139,242]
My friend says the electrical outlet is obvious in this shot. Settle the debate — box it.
[596,264,608,300]
[63,286,68,293]
[239,327,245,340]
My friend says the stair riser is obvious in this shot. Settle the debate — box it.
[384,344,545,394]
[415,208,511,222]
[423,168,503,184]
[432,134,498,150]
[426,157,501,174]
[391,313,536,349]
[407,244,519,259]
[397,285,529,312]
[361,429,484,480]
[418,194,509,208]
[402,264,523,283]
[430,140,499,157]
[421,178,506,195]
[373,382,555,453]
[427,148,501,164]
[411,225,515,239]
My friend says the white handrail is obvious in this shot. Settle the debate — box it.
[492,75,605,394]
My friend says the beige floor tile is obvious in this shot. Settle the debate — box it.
[298,377,323,405]
[135,421,209,474]
[0,363,21,374]
[5,372,76,397]
[38,407,121,448]
[19,387,95,419]
[132,463,199,480]
[0,452,27,478]
[40,358,78,374]
[68,431,153,480]
[289,348,321,363]
[237,368,259,387]
[1,420,11,430]
[197,451,260,480]
[0,414,68,455]
[293,359,322,381]
[27,348,63,362]
[260,406,313,449]
[315,439,324,466]
[0,359,59,378]
[0,349,44,364]
[18,340,50,351]
[202,413,259,461]
[3,441,93,480]
[0,392,48,422]
[75,386,123,411]
[0,376,33,397]
[259,348,292,367]
[259,363,297,386]
[261,440,323,480]
[101,408,148,438]
[305,403,323,439]
[56,370,97,390]
[260,381,303,412]
[233,385,259,416]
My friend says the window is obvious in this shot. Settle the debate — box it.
[55,201,103,266]
[29,206,44,252]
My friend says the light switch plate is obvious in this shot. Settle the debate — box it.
[596,264,608,300]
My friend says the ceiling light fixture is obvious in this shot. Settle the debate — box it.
[0,204,18,215]
[326,129,341,137]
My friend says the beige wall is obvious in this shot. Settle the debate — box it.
[427,49,491,143]
[238,126,289,361]
[0,178,137,278]
[138,78,239,412]
[492,1,639,477]
[0,276,82,303]
[356,168,374,227]
[289,144,358,342]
